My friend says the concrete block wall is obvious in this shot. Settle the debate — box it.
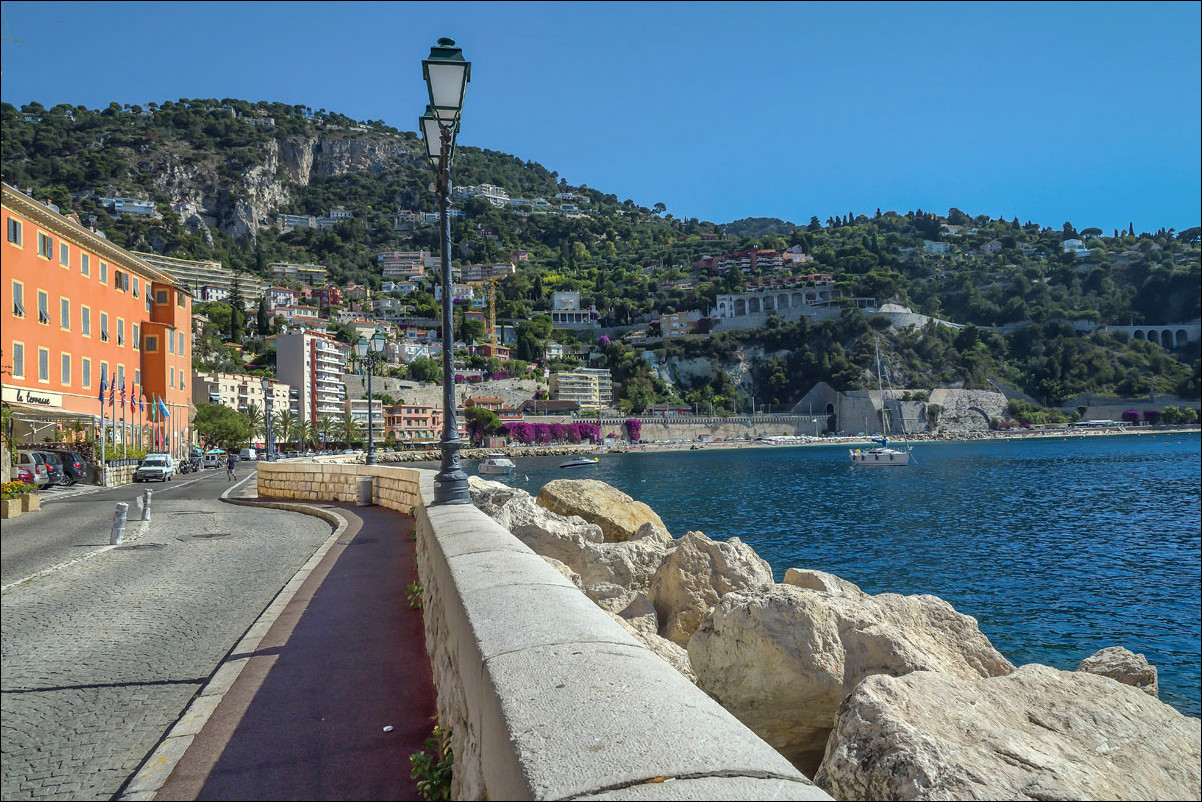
[257,461,830,801]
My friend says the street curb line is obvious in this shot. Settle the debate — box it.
[117,487,351,802]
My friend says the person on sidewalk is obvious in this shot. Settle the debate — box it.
[227,452,238,482]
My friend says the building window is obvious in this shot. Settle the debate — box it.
[178,331,186,354]
[7,218,22,246]
[10,342,23,378]
[177,290,186,307]
[145,293,152,312]
[145,335,158,352]
[81,253,90,277]
[38,347,49,382]
[81,305,91,336]
[60,298,70,330]
[155,289,168,304]
[99,261,108,284]
[132,323,139,350]
[60,242,70,267]
[38,232,53,258]
[117,319,125,346]
[83,357,92,388]
[134,369,140,384]
[169,367,175,388]
[133,277,140,298]
[11,281,24,317]
[100,312,110,342]
[38,290,50,324]
[117,365,125,386]
[61,353,71,385]
[168,330,175,355]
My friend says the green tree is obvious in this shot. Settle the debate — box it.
[463,406,501,444]
[408,357,442,383]
[193,403,253,450]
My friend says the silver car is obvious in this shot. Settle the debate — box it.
[15,451,50,488]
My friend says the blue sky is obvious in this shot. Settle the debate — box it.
[2,1,1199,234]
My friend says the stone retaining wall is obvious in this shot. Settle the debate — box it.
[256,461,829,801]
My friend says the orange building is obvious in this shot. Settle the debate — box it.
[2,184,194,456]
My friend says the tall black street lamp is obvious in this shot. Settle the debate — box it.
[355,331,386,465]
[420,37,471,505]
[260,376,276,461]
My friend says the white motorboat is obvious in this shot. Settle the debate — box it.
[850,338,913,467]
[559,457,599,468]
[479,453,516,475]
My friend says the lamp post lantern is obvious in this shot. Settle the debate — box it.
[421,37,471,505]
[261,376,275,461]
[356,331,386,465]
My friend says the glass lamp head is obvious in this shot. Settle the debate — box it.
[422,37,470,125]
[355,336,369,358]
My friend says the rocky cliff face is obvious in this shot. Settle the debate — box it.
[139,132,421,242]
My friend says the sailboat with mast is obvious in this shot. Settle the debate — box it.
[850,337,913,467]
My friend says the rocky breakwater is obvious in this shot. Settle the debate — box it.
[466,477,1202,801]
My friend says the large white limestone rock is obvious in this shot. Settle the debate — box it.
[782,567,866,597]
[1076,645,1159,698]
[584,582,658,638]
[688,583,1014,774]
[536,479,671,543]
[815,663,1202,801]
[650,530,774,647]
[610,614,698,684]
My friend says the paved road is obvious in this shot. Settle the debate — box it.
[1,469,334,801]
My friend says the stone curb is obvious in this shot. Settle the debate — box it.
[116,482,349,801]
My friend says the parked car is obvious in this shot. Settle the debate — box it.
[134,454,174,482]
[41,449,88,485]
[35,451,69,486]
[238,448,257,462]
[16,465,35,484]
[202,450,223,469]
[15,451,50,488]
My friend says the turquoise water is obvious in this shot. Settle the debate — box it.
[475,433,1202,718]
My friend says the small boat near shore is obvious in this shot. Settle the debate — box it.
[559,457,599,468]
[479,453,516,475]
[851,337,913,467]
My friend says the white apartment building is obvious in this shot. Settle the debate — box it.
[455,262,515,283]
[378,250,434,280]
[134,251,266,306]
[276,330,350,424]
[345,397,385,440]
[549,368,613,411]
[269,262,327,285]
[451,183,510,208]
[550,291,599,330]
[193,371,291,418]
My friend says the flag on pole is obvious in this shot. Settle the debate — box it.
[120,384,127,407]
[139,395,145,414]
[129,383,137,412]
[98,371,107,403]
[158,396,171,418]
[108,380,115,406]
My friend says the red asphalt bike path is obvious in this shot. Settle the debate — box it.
[153,502,437,801]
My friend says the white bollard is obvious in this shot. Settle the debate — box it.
[142,489,153,522]
[111,502,129,545]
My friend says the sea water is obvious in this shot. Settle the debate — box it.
[478,433,1202,717]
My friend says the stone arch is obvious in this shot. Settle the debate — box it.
[1147,330,1161,345]
[1134,329,1146,340]
[749,297,761,314]
[1176,329,1189,347]
[778,293,790,310]
[825,403,835,415]
[792,292,804,307]
[734,298,746,316]
[1162,329,1173,347]
[763,295,775,311]
[966,406,991,427]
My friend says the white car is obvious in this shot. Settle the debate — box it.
[134,454,175,482]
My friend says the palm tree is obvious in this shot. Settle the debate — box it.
[339,414,362,446]
[300,420,318,450]
[316,415,336,450]
[273,409,298,447]
[243,402,265,442]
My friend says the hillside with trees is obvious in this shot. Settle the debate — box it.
[2,99,1198,415]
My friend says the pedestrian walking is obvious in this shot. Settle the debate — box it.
[227,452,238,482]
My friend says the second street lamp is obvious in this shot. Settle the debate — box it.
[261,376,275,462]
[420,37,471,505]
[355,332,386,465]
